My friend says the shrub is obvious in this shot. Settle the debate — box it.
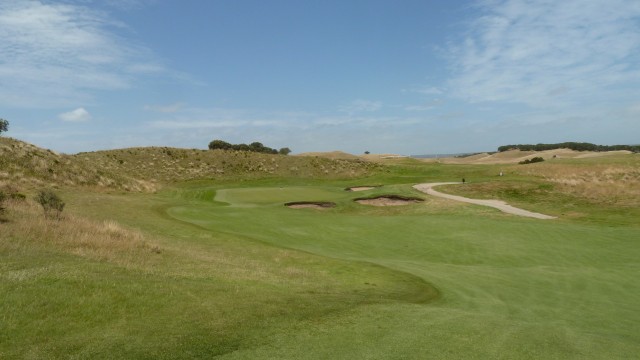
[35,190,65,219]
[0,118,8,135]
[519,157,545,165]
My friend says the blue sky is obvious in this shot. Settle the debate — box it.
[1,0,639,155]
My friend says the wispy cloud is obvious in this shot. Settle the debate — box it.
[404,98,444,112]
[0,0,164,107]
[339,99,382,114]
[144,102,185,113]
[59,107,92,122]
[447,0,640,107]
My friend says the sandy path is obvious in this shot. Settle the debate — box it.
[413,182,557,220]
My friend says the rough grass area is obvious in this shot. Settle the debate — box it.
[0,199,159,263]
[1,137,380,193]
[78,147,380,183]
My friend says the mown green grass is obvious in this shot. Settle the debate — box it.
[2,155,639,359]
[163,175,639,358]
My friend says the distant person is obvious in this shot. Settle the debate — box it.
[499,171,503,177]
[462,178,465,184]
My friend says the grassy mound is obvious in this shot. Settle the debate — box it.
[0,137,380,192]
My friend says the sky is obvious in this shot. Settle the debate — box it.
[1,0,639,155]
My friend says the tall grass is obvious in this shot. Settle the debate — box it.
[1,199,159,266]
[519,161,640,206]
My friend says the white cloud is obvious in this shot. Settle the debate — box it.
[0,1,163,107]
[448,0,640,107]
[59,107,92,122]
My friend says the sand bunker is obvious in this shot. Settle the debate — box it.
[285,201,336,209]
[345,185,381,192]
[355,195,423,206]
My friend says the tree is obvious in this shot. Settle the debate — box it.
[0,118,8,135]
[208,139,232,150]
[35,190,65,219]
[278,147,292,155]
[364,151,370,155]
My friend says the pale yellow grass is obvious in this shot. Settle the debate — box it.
[295,151,360,160]
[437,149,633,165]
[1,199,160,266]
[518,163,640,206]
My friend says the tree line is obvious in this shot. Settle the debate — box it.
[208,140,291,155]
[498,142,640,153]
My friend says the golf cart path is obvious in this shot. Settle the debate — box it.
[413,182,557,220]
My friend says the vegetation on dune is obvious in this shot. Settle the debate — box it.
[498,141,640,153]
[35,189,65,219]
[0,137,151,192]
[77,146,379,184]
[519,156,545,164]
[0,118,8,135]
[1,137,379,193]
[208,139,291,155]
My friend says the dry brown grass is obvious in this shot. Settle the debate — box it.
[1,137,379,194]
[438,149,634,165]
[516,158,640,206]
[0,137,153,192]
[0,199,160,266]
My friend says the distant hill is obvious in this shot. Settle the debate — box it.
[498,142,640,153]
[295,151,361,160]
[0,137,380,192]
[430,148,633,165]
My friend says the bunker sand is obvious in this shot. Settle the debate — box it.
[413,182,557,219]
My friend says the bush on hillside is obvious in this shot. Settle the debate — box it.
[35,190,65,219]
[208,139,291,155]
[0,118,8,135]
[519,157,545,165]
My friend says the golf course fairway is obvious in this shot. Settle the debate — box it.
[161,181,640,359]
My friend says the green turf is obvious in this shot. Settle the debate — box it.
[2,158,639,359]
